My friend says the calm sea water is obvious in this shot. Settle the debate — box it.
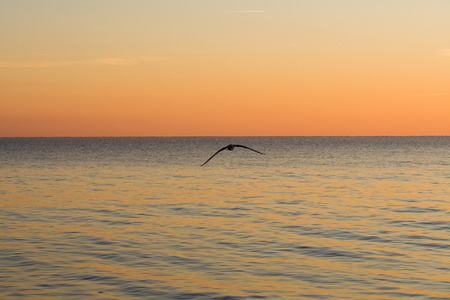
[1,137,449,299]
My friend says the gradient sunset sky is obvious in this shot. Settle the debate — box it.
[1,0,449,137]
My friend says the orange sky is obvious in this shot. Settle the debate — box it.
[1,1,449,136]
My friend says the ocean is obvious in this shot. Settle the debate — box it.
[1,137,449,299]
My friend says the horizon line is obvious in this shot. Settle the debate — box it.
[1,135,449,138]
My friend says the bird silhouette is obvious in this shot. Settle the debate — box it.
[201,144,265,166]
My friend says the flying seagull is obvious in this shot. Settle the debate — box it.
[201,144,265,166]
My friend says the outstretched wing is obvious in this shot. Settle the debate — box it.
[234,145,266,155]
[201,146,228,166]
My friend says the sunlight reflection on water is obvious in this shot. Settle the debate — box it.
[1,137,449,299]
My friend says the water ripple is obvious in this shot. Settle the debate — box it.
[1,137,449,299]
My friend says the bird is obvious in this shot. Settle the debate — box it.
[201,144,265,166]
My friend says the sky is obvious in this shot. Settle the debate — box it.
[1,0,449,137]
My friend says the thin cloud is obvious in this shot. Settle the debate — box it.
[233,10,265,13]
[438,49,450,57]
[84,58,133,66]
[0,56,161,69]
[410,93,446,97]
[0,60,70,68]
